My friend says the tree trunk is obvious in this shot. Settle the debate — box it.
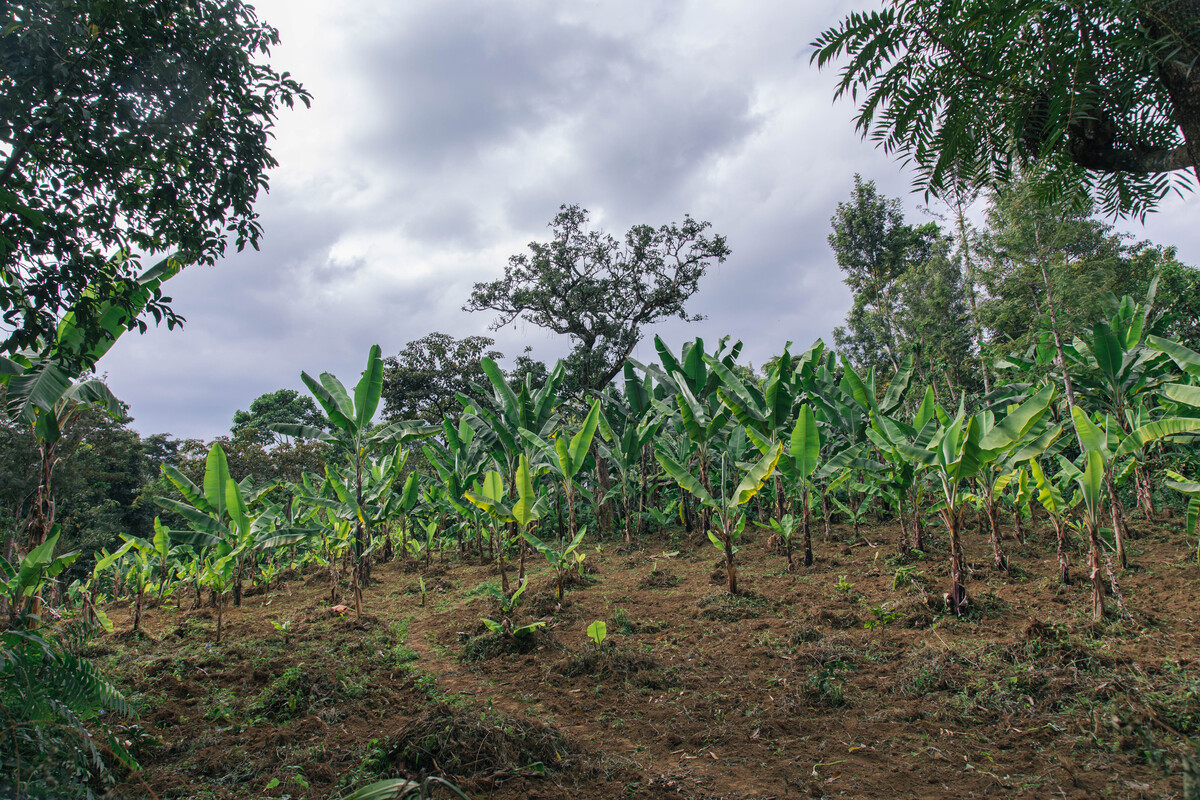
[496,527,510,595]
[594,444,614,536]
[896,503,910,556]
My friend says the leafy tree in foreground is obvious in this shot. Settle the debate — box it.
[812,0,1200,217]
[465,204,730,393]
[0,0,309,356]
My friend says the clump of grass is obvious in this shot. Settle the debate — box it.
[391,704,576,778]
[554,646,677,690]
[697,591,770,622]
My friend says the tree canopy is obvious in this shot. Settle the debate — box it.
[812,0,1200,217]
[381,332,503,422]
[464,204,730,393]
[0,0,308,357]
[231,389,327,446]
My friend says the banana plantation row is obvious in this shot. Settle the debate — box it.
[11,285,1200,643]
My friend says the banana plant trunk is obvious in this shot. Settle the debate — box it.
[1104,473,1128,568]
[1053,518,1070,585]
[985,502,1007,571]
[897,496,910,555]
[1087,517,1105,621]
[941,504,969,616]
[1134,463,1156,519]
[802,487,813,567]
[28,440,58,552]
[723,525,739,595]
[594,445,614,535]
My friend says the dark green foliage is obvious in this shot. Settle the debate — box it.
[813,0,1200,218]
[829,176,975,389]
[231,389,327,446]
[0,0,309,356]
[0,622,136,799]
[381,332,503,423]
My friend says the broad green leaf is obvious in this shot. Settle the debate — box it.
[655,451,717,508]
[1114,417,1200,458]
[587,620,607,645]
[567,400,602,475]
[5,361,72,425]
[480,356,521,419]
[354,344,384,429]
[1147,334,1200,376]
[1091,322,1123,383]
[154,497,225,538]
[730,443,783,510]
[789,404,821,479]
[1071,406,1109,455]
[1077,450,1104,517]
[512,454,540,529]
[203,443,231,520]
[978,384,1052,452]
[880,354,914,412]
[225,479,251,537]
[1163,383,1200,409]
[301,371,355,434]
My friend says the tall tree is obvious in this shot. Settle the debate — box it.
[894,241,976,395]
[813,0,1200,217]
[465,204,730,393]
[381,332,502,422]
[0,0,309,357]
[829,176,941,376]
[232,389,327,446]
[977,183,1131,361]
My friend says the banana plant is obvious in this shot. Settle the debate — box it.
[478,579,545,638]
[199,541,239,643]
[767,514,800,571]
[657,442,783,595]
[971,384,1059,570]
[707,343,802,520]
[155,442,296,608]
[596,373,663,544]
[424,416,491,562]
[520,398,601,541]
[631,335,742,539]
[112,534,157,634]
[1029,458,1080,585]
[523,527,588,600]
[1072,405,1200,568]
[273,345,436,616]
[465,455,547,594]
[1063,283,1174,518]
[0,527,79,629]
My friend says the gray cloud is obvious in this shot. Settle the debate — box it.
[98,0,1200,440]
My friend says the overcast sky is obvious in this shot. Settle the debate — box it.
[101,1,1200,440]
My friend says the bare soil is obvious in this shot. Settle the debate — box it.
[98,515,1200,799]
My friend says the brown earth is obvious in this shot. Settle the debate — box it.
[97,515,1200,799]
